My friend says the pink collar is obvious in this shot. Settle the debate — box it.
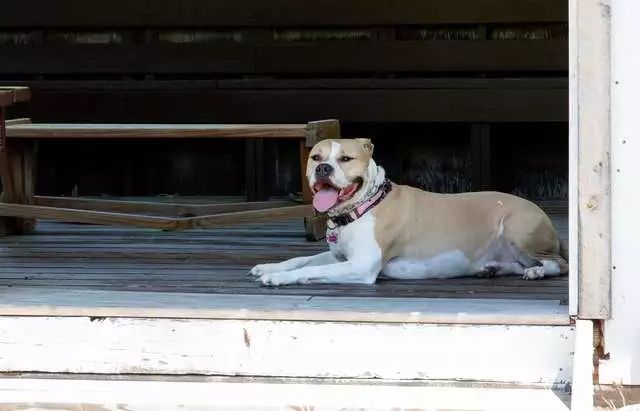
[327,179,392,229]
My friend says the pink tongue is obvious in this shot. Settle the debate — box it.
[313,188,339,212]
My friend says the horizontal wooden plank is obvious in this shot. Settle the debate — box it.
[0,376,572,411]
[0,315,574,383]
[190,205,313,229]
[0,287,570,325]
[0,41,568,74]
[3,78,570,91]
[5,123,308,139]
[0,203,312,229]
[0,87,31,107]
[18,88,568,123]
[4,117,32,126]
[33,196,299,216]
[0,0,568,27]
[256,40,568,73]
[0,203,185,229]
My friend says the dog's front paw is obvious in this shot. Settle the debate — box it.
[523,266,545,280]
[257,271,304,287]
[249,263,277,277]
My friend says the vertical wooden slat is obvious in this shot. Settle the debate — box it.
[470,123,492,191]
[299,140,312,204]
[245,139,257,202]
[574,0,612,319]
[254,138,267,201]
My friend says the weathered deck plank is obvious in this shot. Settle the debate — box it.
[0,209,568,301]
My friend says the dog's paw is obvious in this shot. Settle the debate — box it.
[249,263,277,277]
[477,263,499,278]
[257,271,305,287]
[523,266,545,280]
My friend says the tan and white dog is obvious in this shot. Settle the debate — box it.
[250,138,568,286]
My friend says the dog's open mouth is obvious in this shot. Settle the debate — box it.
[311,178,362,212]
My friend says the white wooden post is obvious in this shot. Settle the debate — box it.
[599,0,640,385]
[571,0,612,319]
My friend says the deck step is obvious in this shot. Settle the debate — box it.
[0,310,575,385]
[0,375,572,410]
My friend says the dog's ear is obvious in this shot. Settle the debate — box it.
[355,138,374,156]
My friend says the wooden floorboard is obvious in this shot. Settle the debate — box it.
[0,205,568,302]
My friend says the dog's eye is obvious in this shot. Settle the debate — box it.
[310,154,322,162]
[339,156,354,162]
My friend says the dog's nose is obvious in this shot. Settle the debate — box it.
[315,163,334,178]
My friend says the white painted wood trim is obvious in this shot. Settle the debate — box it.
[568,0,579,317]
[574,0,612,319]
[570,319,595,410]
[598,0,640,385]
[0,316,575,383]
[0,377,570,411]
[0,287,570,325]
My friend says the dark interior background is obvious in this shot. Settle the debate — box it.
[0,0,568,201]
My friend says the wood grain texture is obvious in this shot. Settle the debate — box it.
[33,196,298,217]
[0,208,568,301]
[0,287,570,325]
[4,118,32,126]
[574,0,611,319]
[0,316,574,383]
[0,203,311,230]
[0,377,572,411]
[0,87,30,107]
[0,203,186,230]
[5,123,309,139]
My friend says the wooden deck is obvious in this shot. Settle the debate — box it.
[0,205,568,302]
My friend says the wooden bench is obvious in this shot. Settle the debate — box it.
[0,87,337,238]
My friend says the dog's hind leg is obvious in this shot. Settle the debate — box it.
[476,261,525,278]
[522,258,568,280]
[381,250,474,279]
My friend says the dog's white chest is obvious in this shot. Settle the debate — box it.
[326,213,379,260]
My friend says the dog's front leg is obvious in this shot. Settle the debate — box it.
[249,251,340,277]
[258,257,381,286]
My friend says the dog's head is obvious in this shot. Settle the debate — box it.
[306,138,377,214]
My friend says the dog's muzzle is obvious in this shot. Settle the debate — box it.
[315,163,334,178]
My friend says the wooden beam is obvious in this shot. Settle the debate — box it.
[0,203,187,230]
[7,84,568,123]
[190,204,313,229]
[573,0,612,319]
[5,123,309,139]
[0,377,574,410]
[0,315,574,383]
[32,196,298,216]
[0,87,30,107]
[5,117,32,126]
[0,202,311,229]
[0,287,570,325]
[0,41,568,75]
[0,0,568,27]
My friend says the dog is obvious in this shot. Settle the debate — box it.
[250,138,568,286]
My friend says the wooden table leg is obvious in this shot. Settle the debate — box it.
[302,120,341,241]
[0,109,36,235]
